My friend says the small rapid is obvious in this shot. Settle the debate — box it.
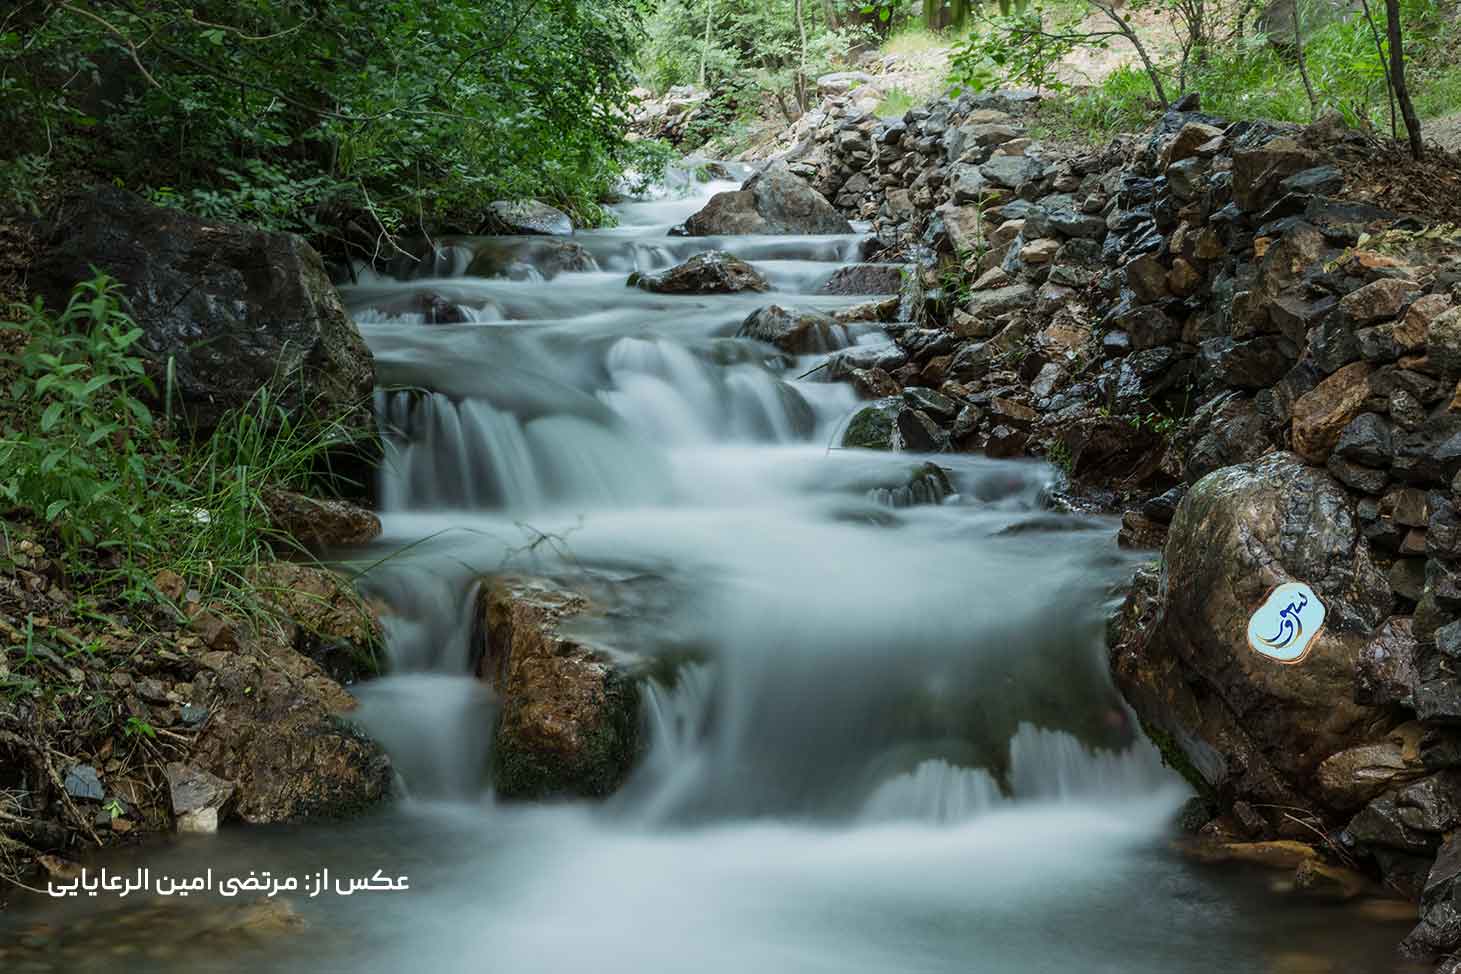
[5,167,1419,974]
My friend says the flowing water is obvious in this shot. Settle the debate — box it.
[5,171,1422,973]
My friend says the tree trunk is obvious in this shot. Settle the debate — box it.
[1091,1,1169,105]
[1293,1,1319,119]
[1358,0,1398,139]
[699,0,713,88]
[1385,0,1424,159]
[795,0,808,113]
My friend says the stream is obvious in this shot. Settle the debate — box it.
[4,170,1421,973]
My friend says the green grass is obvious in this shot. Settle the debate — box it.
[875,86,922,117]
[0,275,369,611]
[880,26,950,57]
[1029,0,1461,142]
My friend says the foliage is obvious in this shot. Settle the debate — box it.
[638,0,871,146]
[0,276,366,603]
[0,0,648,246]
[875,86,922,116]
[1030,0,1461,141]
[948,5,1083,95]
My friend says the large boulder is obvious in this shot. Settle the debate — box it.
[1111,453,1394,822]
[629,251,769,294]
[477,577,641,799]
[465,237,594,279]
[682,162,853,236]
[29,188,375,438]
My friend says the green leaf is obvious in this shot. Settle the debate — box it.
[40,401,64,431]
[44,499,70,521]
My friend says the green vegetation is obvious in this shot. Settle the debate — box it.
[0,275,363,606]
[0,0,647,247]
[996,0,1461,142]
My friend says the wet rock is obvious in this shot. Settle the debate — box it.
[683,161,853,235]
[1290,361,1372,462]
[1179,393,1272,483]
[1326,456,1388,494]
[1332,413,1392,467]
[1115,305,1179,350]
[842,398,902,450]
[1119,453,1391,808]
[1162,122,1226,167]
[1279,166,1344,197]
[31,187,376,439]
[1316,723,1425,811]
[260,488,381,549]
[465,238,594,279]
[482,199,574,236]
[985,424,1028,457]
[1142,486,1188,524]
[1125,255,1170,303]
[479,577,642,799]
[631,251,769,294]
[895,407,951,452]
[848,367,900,399]
[737,305,847,355]
[189,628,392,821]
[903,386,957,420]
[821,263,906,295]
[165,762,237,833]
[1355,616,1419,707]
[1198,337,1296,389]
[251,561,384,686]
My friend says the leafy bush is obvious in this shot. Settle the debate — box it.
[0,276,367,601]
[0,1,647,244]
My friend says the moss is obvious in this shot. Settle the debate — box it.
[843,401,898,450]
[1138,716,1214,800]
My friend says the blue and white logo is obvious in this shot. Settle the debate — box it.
[1246,581,1325,663]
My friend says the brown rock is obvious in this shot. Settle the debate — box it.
[1167,258,1203,297]
[1162,122,1227,168]
[989,397,1038,426]
[1019,238,1060,264]
[1338,278,1421,327]
[1125,254,1170,303]
[1177,837,1318,870]
[1232,137,1315,213]
[479,577,641,799]
[1291,361,1373,462]
[1316,723,1425,811]
[849,367,900,399]
[260,488,381,549]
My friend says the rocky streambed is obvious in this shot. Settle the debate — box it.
[4,84,1460,973]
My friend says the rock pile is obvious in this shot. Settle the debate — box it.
[767,82,1461,963]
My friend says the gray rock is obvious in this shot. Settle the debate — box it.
[483,199,573,236]
[683,162,853,236]
[64,764,104,801]
[632,251,769,294]
[166,762,238,833]
[737,305,847,355]
[1334,413,1393,466]
[32,188,376,439]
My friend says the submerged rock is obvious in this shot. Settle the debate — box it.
[478,577,641,799]
[466,237,594,279]
[683,161,853,235]
[629,251,769,294]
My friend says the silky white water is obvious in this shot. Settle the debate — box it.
[6,168,1418,974]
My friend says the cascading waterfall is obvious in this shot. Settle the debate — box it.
[27,160,1411,974]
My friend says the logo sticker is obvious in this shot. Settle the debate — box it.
[1246,581,1325,663]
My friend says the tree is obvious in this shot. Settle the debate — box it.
[1385,0,1424,159]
